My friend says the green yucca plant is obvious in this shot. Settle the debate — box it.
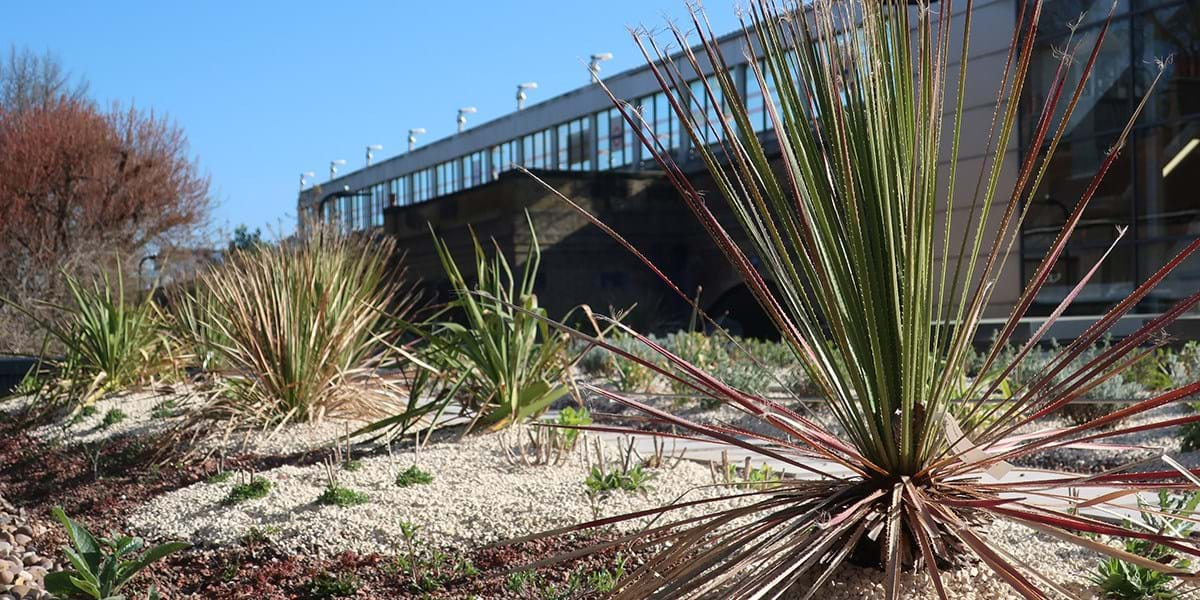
[175,228,417,430]
[508,1,1200,597]
[425,215,576,433]
[4,266,164,409]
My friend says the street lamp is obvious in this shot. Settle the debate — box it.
[407,128,427,152]
[456,107,477,133]
[365,144,383,166]
[299,171,316,191]
[516,82,538,111]
[588,52,613,82]
[329,159,346,180]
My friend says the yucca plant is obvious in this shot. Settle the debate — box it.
[508,0,1200,597]
[4,267,165,409]
[424,215,577,433]
[175,228,417,430]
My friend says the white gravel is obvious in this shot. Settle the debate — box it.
[5,389,381,457]
[195,416,376,457]
[15,389,189,446]
[128,426,738,557]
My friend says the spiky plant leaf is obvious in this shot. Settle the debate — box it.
[507,1,1200,598]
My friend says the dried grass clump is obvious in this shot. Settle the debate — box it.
[173,227,417,432]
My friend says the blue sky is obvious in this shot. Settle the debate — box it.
[1,2,741,241]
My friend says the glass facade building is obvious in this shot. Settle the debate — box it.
[1021,0,1199,314]
[299,0,1198,318]
[299,25,781,233]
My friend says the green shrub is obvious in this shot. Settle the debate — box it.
[575,342,612,376]
[101,407,127,428]
[1126,349,1175,392]
[206,470,233,484]
[556,406,592,447]
[302,571,360,599]
[149,397,181,419]
[421,214,579,432]
[394,521,477,593]
[395,465,434,487]
[239,525,279,546]
[1182,403,1200,452]
[44,506,188,600]
[586,555,627,594]
[585,464,650,493]
[68,404,99,425]
[316,486,369,508]
[505,570,546,596]
[607,334,659,393]
[1089,491,1199,599]
[1165,342,1200,387]
[222,476,272,505]
[4,267,165,410]
[8,364,50,399]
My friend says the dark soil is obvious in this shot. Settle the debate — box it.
[137,536,624,599]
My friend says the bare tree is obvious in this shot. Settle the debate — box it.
[0,96,212,353]
[0,45,90,114]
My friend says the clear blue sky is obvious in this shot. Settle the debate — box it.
[0,1,741,241]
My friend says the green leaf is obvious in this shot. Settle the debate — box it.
[115,541,190,590]
[53,506,101,561]
[44,570,81,596]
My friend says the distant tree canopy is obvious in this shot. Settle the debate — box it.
[0,46,211,352]
[229,225,264,253]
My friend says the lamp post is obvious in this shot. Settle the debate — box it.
[299,171,315,191]
[407,128,427,152]
[588,52,613,82]
[365,144,383,166]
[457,107,477,133]
[516,82,538,111]
[329,159,346,180]
[137,254,158,294]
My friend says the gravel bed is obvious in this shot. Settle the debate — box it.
[129,426,739,557]
[794,519,1101,600]
[16,389,186,446]
[196,417,375,457]
[1012,403,1187,473]
[6,390,376,457]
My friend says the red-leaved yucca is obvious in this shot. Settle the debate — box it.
[506,0,1200,597]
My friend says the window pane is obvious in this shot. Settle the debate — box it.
[1023,17,1133,142]
[566,117,592,170]
[1136,125,1200,239]
[597,110,610,169]
[1026,135,1134,250]
[1135,2,1200,124]
[1039,0,1129,40]
[654,92,675,150]
[1025,239,1136,314]
[747,63,766,133]
[705,74,724,145]
[1138,240,1200,313]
